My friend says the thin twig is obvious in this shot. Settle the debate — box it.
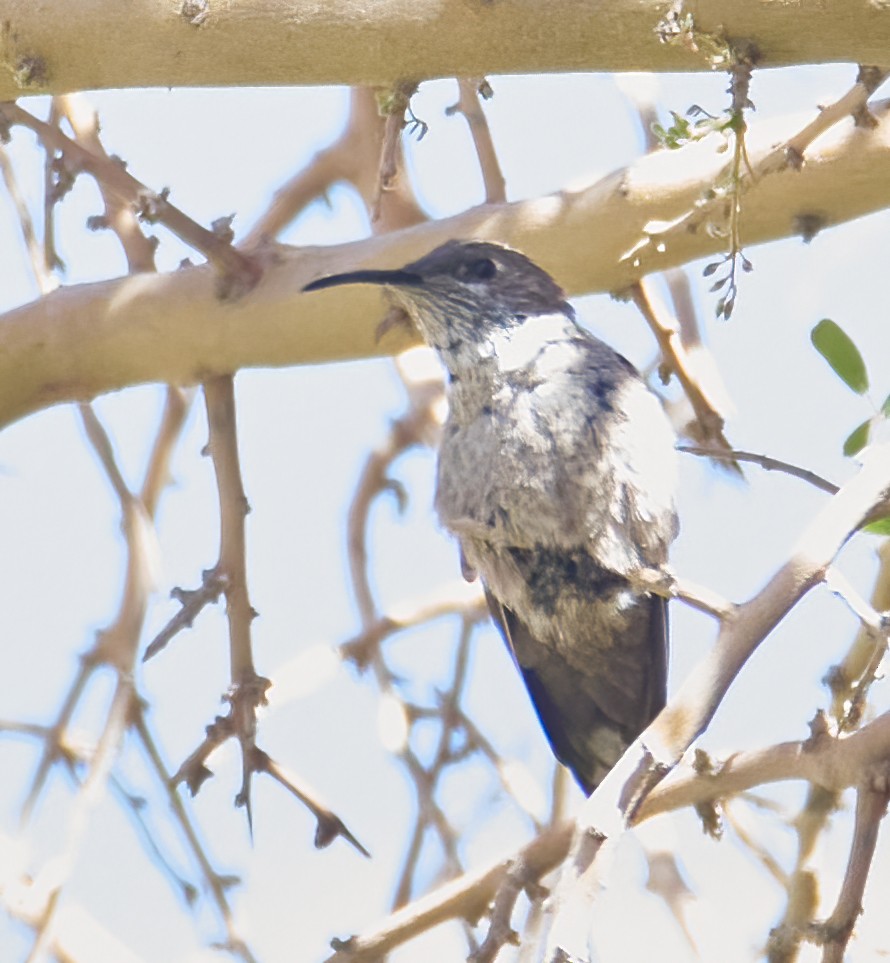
[628,566,736,622]
[0,101,260,295]
[723,798,789,888]
[24,676,137,963]
[628,280,735,455]
[253,748,371,857]
[0,144,57,293]
[132,710,259,963]
[679,444,839,494]
[814,774,890,962]
[339,583,486,669]
[447,78,506,204]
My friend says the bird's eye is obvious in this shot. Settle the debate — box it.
[467,258,497,281]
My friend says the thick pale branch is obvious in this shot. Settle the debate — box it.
[2,99,890,429]
[639,712,890,821]
[3,0,890,100]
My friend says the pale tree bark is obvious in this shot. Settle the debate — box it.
[1,96,889,428]
[2,0,890,99]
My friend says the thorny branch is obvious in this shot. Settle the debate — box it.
[766,545,890,961]
[162,371,362,851]
[0,100,261,296]
[252,748,370,857]
[142,566,228,661]
[2,93,260,962]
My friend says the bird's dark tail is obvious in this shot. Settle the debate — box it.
[486,588,668,795]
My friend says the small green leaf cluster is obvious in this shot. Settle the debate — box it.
[811,319,890,534]
[651,104,736,151]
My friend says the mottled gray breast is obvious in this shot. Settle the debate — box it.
[434,325,677,571]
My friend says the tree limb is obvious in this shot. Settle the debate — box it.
[2,98,890,429]
[3,0,890,100]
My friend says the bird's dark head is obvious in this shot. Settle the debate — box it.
[303,240,573,355]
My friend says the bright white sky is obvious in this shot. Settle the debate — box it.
[1,66,889,962]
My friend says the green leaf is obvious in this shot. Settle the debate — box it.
[842,419,871,458]
[811,319,869,394]
[864,516,890,537]
[881,392,890,418]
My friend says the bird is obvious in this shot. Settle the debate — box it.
[304,239,678,794]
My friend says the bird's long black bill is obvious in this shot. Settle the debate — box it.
[302,268,422,292]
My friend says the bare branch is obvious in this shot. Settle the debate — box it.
[447,78,506,204]
[323,822,574,962]
[679,444,839,495]
[58,93,159,274]
[198,375,268,826]
[0,143,57,294]
[132,711,259,963]
[469,856,530,963]
[143,567,227,662]
[628,278,735,453]
[827,539,890,731]
[825,567,889,639]
[372,82,420,224]
[253,748,370,857]
[339,583,487,669]
[767,782,841,963]
[772,65,889,172]
[815,773,890,963]
[3,98,890,428]
[0,101,260,294]
[243,87,426,246]
[628,566,736,622]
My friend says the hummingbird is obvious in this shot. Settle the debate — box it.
[304,240,678,794]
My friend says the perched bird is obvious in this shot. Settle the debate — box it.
[304,240,678,794]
